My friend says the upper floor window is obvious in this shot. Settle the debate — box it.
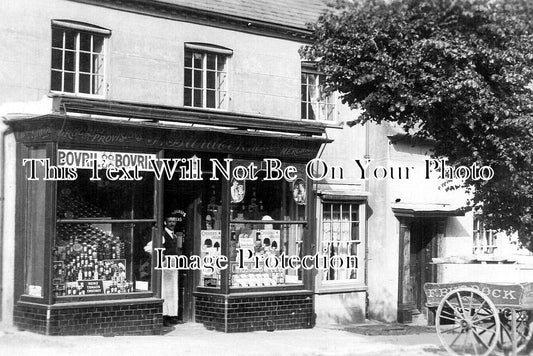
[184,43,231,109]
[301,70,336,121]
[51,20,110,96]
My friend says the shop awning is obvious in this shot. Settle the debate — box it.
[5,112,331,161]
[391,202,466,217]
[315,183,369,201]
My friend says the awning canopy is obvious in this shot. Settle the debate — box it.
[391,202,467,217]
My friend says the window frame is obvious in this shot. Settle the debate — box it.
[183,43,231,110]
[50,20,110,98]
[301,66,337,122]
[315,198,366,292]
[473,215,498,255]
[51,146,159,302]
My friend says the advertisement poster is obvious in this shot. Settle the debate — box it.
[2,0,533,356]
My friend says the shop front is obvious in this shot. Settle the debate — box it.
[7,96,328,335]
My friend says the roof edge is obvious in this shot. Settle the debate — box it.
[65,0,316,43]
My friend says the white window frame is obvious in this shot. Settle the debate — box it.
[473,215,498,255]
[50,20,109,98]
[301,69,336,121]
[316,199,366,290]
[184,43,231,110]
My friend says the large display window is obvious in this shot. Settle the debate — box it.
[53,150,157,298]
[228,160,308,289]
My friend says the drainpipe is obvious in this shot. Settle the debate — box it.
[364,122,370,319]
[0,120,6,322]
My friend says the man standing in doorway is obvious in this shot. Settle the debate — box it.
[161,212,181,326]
[145,211,182,327]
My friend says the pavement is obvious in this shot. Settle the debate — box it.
[0,321,450,356]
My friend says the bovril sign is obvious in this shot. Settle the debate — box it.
[424,282,524,307]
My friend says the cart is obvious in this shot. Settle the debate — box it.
[424,282,533,356]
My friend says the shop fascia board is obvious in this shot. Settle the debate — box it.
[5,114,332,145]
[51,95,329,137]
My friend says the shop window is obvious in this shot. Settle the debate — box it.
[227,161,307,288]
[473,215,497,254]
[184,43,230,109]
[199,180,223,288]
[53,150,156,297]
[50,21,109,96]
[319,202,363,283]
[301,71,336,121]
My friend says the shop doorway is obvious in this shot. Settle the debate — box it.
[398,218,443,323]
[162,151,224,323]
[163,179,201,323]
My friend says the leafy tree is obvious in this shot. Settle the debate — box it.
[302,0,533,250]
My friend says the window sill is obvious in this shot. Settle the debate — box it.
[315,283,367,295]
[49,91,106,101]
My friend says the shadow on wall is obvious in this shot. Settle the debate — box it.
[446,216,471,238]
[367,287,397,323]
[315,292,366,326]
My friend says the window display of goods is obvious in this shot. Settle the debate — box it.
[53,224,129,296]
[57,188,107,219]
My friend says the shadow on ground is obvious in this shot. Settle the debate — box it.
[343,324,435,336]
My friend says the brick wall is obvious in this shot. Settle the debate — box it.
[14,298,163,335]
[195,292,314,332]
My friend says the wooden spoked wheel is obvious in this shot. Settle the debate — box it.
[495,309,532,354]
[436,287,500,356]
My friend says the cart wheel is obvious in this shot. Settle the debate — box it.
[436,287,500,356]
[495,309,532,355]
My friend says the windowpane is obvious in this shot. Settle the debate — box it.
[184,68,192,87]
[93,36,104,53]
[79,52,91,73]
[206,89,215,108]
[80,33,91,51]
[57,168,155,220]
[93,54,104,75]
[301,103,307,120]
[184,87,192,106]
[216,55,226,71]
[64,30,76,50]
[193,69,203,88]
[52,28,64,48]
[64,72,75,92]
[51,49,63,70]
[229,223,304,288]
[53,221,154,296]
[64,50,75,71]
[206,53,216,70]
[193,53,202,68]
[93,75,104,95]
[193,89,203,107]
[307,103,315,120]
[217,72,226,90]
[218,91,227,108]
[51,70,62,91]
[184,51,192,68]
[301,84,307,102]
[206,71,216,89]
[79,73,91,93]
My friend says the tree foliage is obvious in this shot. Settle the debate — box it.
[302,0,533,249]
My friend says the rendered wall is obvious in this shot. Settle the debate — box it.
[2,0,305,119]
